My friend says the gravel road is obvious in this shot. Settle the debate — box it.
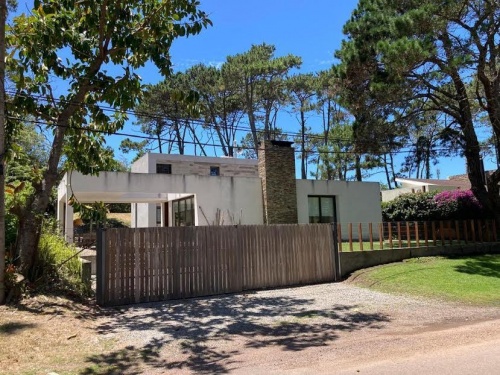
[92,281,500,374]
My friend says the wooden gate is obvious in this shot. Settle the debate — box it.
[96,224,339,306]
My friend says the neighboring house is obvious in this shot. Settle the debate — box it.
[57,140,382,242]
[381,175,472,202]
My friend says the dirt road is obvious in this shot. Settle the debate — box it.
[97,282,500,374]
[2,281,499,374]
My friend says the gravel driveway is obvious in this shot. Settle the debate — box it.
[92,281,500,374]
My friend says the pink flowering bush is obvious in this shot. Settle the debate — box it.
[382,189,488,221]
[433,190,485,220]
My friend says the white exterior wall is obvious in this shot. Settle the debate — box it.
[381,187,416,202]
[58,171,264,234]
[383,184,463,202]
[296,179,383,240]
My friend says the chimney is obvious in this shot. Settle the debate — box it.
[258,140,298,224]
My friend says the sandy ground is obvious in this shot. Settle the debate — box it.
[2,281,500,374]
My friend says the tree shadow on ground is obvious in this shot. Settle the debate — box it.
[0,321,37,335]
[454,255,500,278]
[82,291,390,374]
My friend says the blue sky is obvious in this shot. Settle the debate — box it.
[122,0,490,182]
[18,0,495,182]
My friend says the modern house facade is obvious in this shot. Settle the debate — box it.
[57,141,383,242]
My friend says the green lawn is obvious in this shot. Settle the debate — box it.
[340,239,465,251]
[349,254,500,306]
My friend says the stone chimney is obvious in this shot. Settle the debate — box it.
[258,140,298,224]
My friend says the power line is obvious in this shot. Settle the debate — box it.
[6,89,417,148]
[9,114,459,157]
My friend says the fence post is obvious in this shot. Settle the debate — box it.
[96,227,107,306]
[332,223,341,281]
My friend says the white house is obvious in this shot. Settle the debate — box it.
[57,141,383,242]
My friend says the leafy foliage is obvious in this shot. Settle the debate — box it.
[336,0,500,217]
[382,192,440,222]
[31,225,91,298]
[6,0,211,274]
[382,189,488,222]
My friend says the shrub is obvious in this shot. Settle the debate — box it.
[31,229,92,298]
[382,192,440,221]
[383,189,489,222]
[433,190,486,220]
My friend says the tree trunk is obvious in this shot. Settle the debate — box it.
[383,154,392,189]
[355,154,362,181]
[389,153,398,188]
[17,178,55,274]
[0,0,6,304]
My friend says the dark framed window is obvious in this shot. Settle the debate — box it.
[308,196,336,223]
[156,163,172,174]
[156,204,162,226]
[210,166,220,176]
[172,196,195,227]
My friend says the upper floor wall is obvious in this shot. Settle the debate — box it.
[131,153,259,178]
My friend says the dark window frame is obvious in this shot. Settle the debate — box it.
[308,195,337,224]
[156,163,172,174]
[210,166,220,176]
[172,195,195,227]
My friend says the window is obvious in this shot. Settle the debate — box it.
[172,196,195,226]
[210,166,220,176]
[156,204,162,226]
[308,196,336,223]
[156,163,172,174]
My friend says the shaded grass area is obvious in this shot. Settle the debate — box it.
[349,254,500,306]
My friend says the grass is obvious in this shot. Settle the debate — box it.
[107,212,131,227]
[349,254,500,306]
[340,239,466,252]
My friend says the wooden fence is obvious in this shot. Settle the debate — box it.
[96,224,339,306]
[336,219,498,252]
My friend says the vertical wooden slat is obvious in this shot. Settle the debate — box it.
[397,222,402,248]
[415,221,420,248]
[447,221,453,245]
[358,223,363,251]
[471,219,476,242]
[485,220,491,242]
[406,222,411,248]
[432,221,437,246]
[379,223,384,250]
[454,220,460,244]
[423,222,428,248]
[493,220,497,242]
[388,223,393,249]
[439,221,445,246]
[348,223,353,252]
[463,220,468,244]
[368,223,374,250]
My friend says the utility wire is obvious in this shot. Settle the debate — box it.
[6,89,417,148]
